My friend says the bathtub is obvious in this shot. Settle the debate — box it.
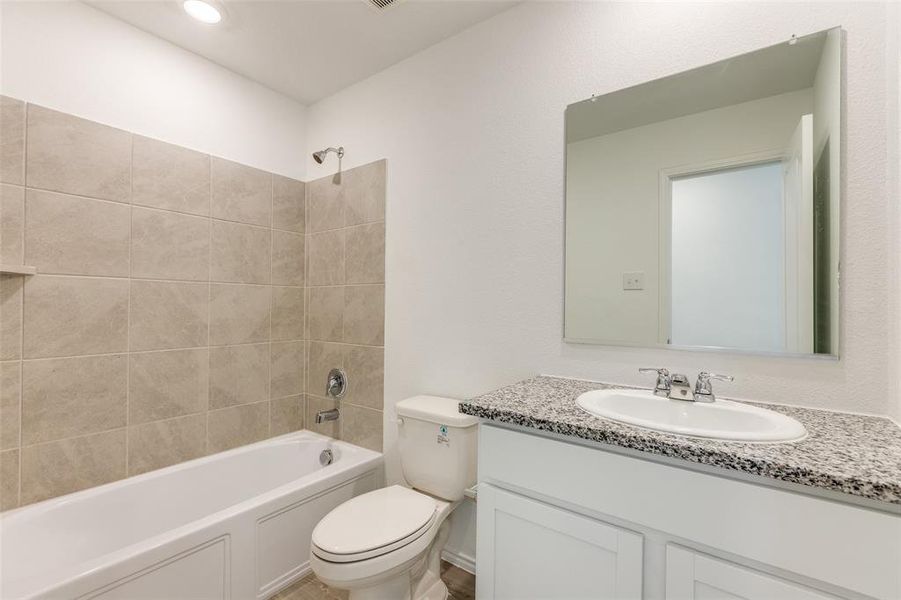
[0,431,382,600]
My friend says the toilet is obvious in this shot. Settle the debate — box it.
[310,396,479,600]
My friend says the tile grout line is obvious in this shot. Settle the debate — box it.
[268,173,273,438]
[206,153,213,456]
[125,132,134,477]
[16,101,28,507]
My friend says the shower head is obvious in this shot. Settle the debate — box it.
[312,146,344,164]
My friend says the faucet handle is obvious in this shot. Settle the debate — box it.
[694,371,733,402]
[639,368,671,397]
[639,367,670,375]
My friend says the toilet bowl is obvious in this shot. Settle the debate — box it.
[310,486,456,600]
[309,396,479,600]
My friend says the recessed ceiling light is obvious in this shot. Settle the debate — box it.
[183,0,222,24]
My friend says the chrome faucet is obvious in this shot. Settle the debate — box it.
[668,373,693,401]
[638,368,671,397]
[640,368,731,402]
[315,408,340,424]
[693,371,734,403]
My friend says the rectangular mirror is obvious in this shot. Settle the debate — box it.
[564,28,842,357]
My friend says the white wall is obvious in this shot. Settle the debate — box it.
[564,89,812,346]
[305,1,897,487]
[888,1,901,424]
[0,1,307,179]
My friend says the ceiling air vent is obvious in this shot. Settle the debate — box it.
[365,0,402,11]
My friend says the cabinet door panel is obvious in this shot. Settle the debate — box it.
[476,484,642,599]
[666,545,843,600]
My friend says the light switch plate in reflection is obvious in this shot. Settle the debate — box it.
[623,272,644,290]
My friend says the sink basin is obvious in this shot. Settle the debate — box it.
[576,389,807,442]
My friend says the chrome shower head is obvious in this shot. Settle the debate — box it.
[312,146,344,164]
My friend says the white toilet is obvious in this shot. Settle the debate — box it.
[310,395,478,600]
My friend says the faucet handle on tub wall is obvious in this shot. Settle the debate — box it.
[639,368,671,397]
[694,371,733,403]
[326,368,347,398]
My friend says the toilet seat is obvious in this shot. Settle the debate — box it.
[312,486,438,563]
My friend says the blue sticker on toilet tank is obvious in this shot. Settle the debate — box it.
[437,424,449,446]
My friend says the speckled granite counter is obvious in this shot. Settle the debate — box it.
[459,376,901,508]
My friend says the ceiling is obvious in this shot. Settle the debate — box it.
[89,0,516,105]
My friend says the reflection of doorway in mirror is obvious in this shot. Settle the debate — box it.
[664,161,787,352]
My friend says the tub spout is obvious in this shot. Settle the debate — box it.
[316,408,340,424]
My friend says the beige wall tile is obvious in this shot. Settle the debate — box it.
[1,184,25,264]
[0,96,25,185]
[21,354,127,445]
[341,404,383,452]
[129,280,208,351]
[24,275,128,358]
[130,349,209,424]
[209,283,270,345]
[305,395,338,438]
[345,222,385,284]
[270,395,304,436]
[271,340,304,399]
[211,220,270,284]
[26,104,131,203]
[307,173,345,233]
[307,286,343,342]
[344,284,385,345]
[132,207,210,281]
[211,157,271,226]
[271,286,304,341]
[1,361,20,450]
[209,343,269,409]
[25,189,130,276]
[344,345,384,410]
[272,175,305,233]
[307,230,344,286]
[0,275,23,360]
[272,230,304,286]
[306,341,344,396]
[133,136,210,216]
[0,449,18,509]
[207,401,268,453]
[128,414,206,475]
[345,160,386,226]
[20,429,126,505]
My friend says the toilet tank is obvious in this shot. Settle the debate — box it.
[396,396,478,501]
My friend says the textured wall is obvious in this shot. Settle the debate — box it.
[305,3,898,474]
[0,99,385,509]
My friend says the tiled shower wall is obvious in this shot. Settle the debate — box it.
[0,96,385,509]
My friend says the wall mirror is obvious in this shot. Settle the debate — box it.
[564,28,842,357]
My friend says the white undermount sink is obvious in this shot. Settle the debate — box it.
[576,389,807,443]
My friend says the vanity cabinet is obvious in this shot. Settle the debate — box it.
[477,484,643,599]
[476,424,901,600]
[665,546,841,600]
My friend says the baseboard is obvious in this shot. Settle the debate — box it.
[441,548,476,575]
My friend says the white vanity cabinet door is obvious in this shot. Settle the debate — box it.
[665,545,843,600]
[476,483,643,599]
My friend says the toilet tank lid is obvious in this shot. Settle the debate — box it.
[396,395,479,427]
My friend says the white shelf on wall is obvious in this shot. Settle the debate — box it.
[0,265,37,276]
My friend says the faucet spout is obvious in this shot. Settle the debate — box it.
[315,408,340,424]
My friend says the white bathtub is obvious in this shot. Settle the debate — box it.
[0,431,382,600]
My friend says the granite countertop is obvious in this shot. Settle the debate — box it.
[459,376,901,508]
